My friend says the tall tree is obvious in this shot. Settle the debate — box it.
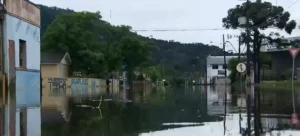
[42,12,109,76]
[119,36,157,92]
[223,1,297,134]
[222,0,297,84]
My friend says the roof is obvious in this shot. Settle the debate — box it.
[286,36,300,41]
[261,36,300,52]
[41,52,71,64]
[207,55,239,65]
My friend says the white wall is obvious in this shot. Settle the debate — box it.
[4,14,40,73]
[207,64,232,84]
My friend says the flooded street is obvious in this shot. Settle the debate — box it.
[40,85,300,136]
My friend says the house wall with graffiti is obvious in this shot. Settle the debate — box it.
[42,77,119,98]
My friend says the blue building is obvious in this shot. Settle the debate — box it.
[0,0,41,135]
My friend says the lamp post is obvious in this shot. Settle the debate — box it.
[222,34,227,85]
[238,2,253,134]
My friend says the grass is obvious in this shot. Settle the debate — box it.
[260,80,300,89]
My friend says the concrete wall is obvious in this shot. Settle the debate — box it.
[16,70,40,108]
[42,77,120,97]
[269,51,300,80]
[58,64,68,78]
[42,64,69,78]
[207,64,232,84]
[2,2,41,135]
[4,14,40,73]
[41,64,59,78]
[5,0,41,27]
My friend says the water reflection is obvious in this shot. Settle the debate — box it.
[38,84,300,136]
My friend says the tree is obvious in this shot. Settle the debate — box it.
[119,36,157,90]
[223,1,297,134]
[222,0,297,84]
[42,12,109,76]
[149,66,161,82]
[42,12,150,77]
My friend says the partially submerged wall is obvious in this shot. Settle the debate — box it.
[42,77,120,97]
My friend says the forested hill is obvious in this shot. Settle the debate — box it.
[39,5,224,72]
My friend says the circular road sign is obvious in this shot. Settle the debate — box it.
[236,63,246,73]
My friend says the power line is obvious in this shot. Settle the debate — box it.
[134,1,300,33]
[133,28,227,32]
[288,0,300,9]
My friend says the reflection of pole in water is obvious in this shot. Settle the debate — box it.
[123,71,127,109]
[239,74,243,134]
[292,57,296,113]
[223,85,227,135]
[246,90,251,136]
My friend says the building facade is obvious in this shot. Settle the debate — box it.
[206,55,239,84]
[0,0,41,135]
[261,36,300,80]
[41,52,71,78]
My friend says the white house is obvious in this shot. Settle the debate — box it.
[206,55,239,84]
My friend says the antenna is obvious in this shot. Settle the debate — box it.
[110,10,112,23]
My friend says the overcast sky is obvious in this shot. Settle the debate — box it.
[31,0,300,51]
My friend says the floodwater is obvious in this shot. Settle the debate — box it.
[39,85,300,136]
[3,84,300,136]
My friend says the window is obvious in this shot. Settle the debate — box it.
[223,64,227,69]
[19,40,27,68]
[218,70,225,75]
[212,65,218,69]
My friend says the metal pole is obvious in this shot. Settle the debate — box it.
[238,36,241,61]
[239,73,242,134]
[246,0,251,83]
[292,58,296,113]
[223,34,227,85]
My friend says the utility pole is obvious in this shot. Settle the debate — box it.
[246,0,251,82]
[223,34,227,84]
[238,36,241,61]
[245,0,252,136]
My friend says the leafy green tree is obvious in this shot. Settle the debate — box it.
[120,36,157,89]
[149,66,161,82]
[222,0,297,83]
[42,12,109,76]
[42,11,155,78]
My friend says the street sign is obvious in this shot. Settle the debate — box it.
[236,63,246,73]
[289,48,300,59]
[291,113,298,125]
[289,48,300,114]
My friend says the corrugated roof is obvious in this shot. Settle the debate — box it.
[41,52,66,64]
[207,56,239,65]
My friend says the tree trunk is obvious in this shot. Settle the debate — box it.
[253,30,260,135]
[257,36,263,133]
[127,69,134,101]
[246,93,251,136]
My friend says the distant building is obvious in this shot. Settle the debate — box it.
[262,36,300,80]
[206,55,239,84]
[41,52,72,78]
